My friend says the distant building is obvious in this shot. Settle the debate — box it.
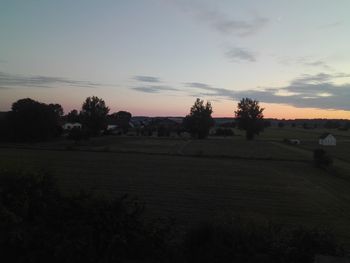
[319,133,336,146]
[62,122,82,130]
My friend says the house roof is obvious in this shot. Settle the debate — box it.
[319,133,333,139]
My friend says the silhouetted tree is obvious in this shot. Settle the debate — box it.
[183,98,214,139]
[66,109,80,123]
[109,111,132,133]
[80,96,109,136]
[7,98,63,141]
[235,98,264,140]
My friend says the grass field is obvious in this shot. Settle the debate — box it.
[1,130,350,248]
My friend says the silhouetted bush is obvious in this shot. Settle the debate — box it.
[183,218,342,263]
[0,169,174,263]
[313,148,333,167]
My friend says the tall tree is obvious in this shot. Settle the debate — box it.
[183,98,214,139]
[235,98,264,140]
[80,96,109,135]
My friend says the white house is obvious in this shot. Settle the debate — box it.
[62,122,82,130]
[319,133,336,146]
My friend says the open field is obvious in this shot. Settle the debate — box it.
[1,131,350,247]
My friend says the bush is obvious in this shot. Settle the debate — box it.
[183,217,342,263]
[313,149,333,167]
[0,169,174,263]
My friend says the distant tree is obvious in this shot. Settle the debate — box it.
[109,111,132,133]
[66,109,80,123]
[278,122,285,128]
[291,123,296,128]
[7,98,63,141]
[183,98,214,139]
[235,98,264,140]
[80,96,109,136]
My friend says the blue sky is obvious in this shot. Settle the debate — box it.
[1,0,350,118]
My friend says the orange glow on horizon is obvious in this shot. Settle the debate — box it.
[211,102,350,120]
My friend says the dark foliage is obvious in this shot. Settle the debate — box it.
[7,98,63,142]
[66,109,80,123]
[183,218,342,263]
[183,98,214,139]
[0,112,10,141]
[109,111,132,134]
[214,128,234,137]
[220,122,236,128]
[80,96,109,136]
[313,148,333,167]
[235,98,264,140]
[0,169,174,263]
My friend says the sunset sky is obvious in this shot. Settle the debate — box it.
[1,0,350,119]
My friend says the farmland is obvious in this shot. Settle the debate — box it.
[1,127,350,247]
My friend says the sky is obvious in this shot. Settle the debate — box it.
[1,0,350,119]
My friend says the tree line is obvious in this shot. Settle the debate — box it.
[0,96,265,142]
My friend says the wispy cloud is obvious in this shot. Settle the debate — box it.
[185,73,350,110]
[225,47,256,62]
[133,72,350,111]
[278,56,333,70]
[133,75,161,83]
[318,21,342,29]
[170,0,268,37]
[0,72,101,89]
[132,85,178,94]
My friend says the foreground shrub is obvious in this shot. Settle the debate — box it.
[183,218,342,263]
[0,169,173,263]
